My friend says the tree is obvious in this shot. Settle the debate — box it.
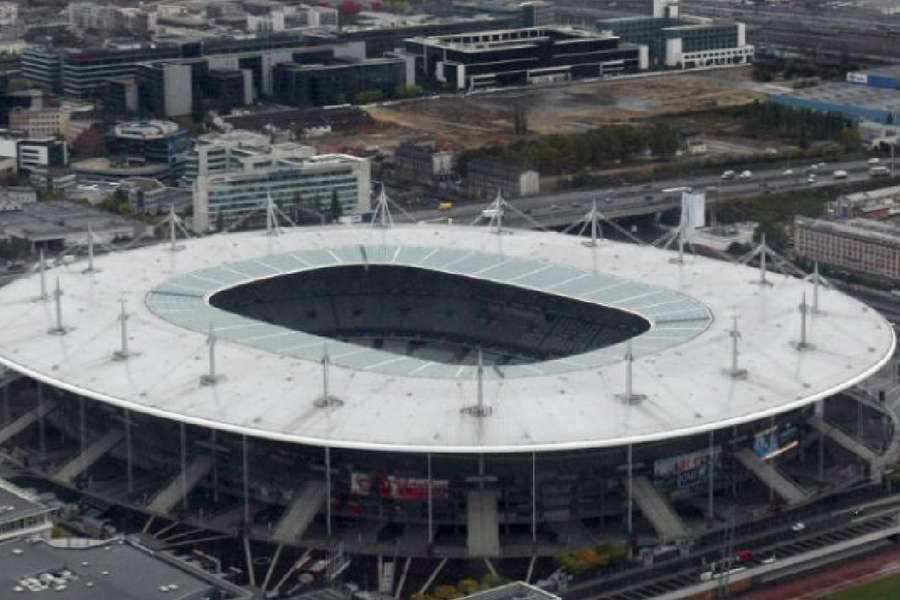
[354,90,384,105]
[71,126,107,158]
[396,85,425,99]
[329,189,343,222]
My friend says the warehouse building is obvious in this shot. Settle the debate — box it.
[404,26,644,91]
[769,83,900,125]
[846,64,900,90]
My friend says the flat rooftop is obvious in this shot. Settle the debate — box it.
[0,201,144,243]
[0,537,250,599]
[0,478,52,526]
[772,82,900,113]
[0,225,892,453]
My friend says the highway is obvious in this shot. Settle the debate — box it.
[407,157,891,230]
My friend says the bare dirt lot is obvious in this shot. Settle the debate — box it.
[318,67,765,154]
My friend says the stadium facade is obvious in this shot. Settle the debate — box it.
[0,224,895,558]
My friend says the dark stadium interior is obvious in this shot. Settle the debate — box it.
[209,265,651,364]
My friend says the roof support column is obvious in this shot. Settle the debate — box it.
[242,434,250,526]
[707,431,715,520]
[211,429,219,504]
[427,452,433,545]
[325,446,332,538]
[125,408,133,496]
[2,385,8,426]
[180,422,188,511]
[37,381,45,456]
[531,451,537,546]
[626,444,633,536]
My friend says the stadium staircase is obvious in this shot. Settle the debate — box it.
[54,430,124,484]
[734,448,807,505]
[272,480,327,544]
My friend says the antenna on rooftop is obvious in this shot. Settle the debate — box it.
[166,204,186,252]
[488,189,506,235]
[461,348,493,417]
[113,299,131,361]
[372,186,393,229]
[314,343,343,407]
[200,322,223,385]
[265,191,281,237]
[725,317,747,379]
[37,247,48,302]
[617,339,646,405]
[579,198,602,247]
[48,277,67,335]
[795,291,812,351]
[83,225,98,274]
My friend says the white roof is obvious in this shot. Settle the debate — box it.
[0,225,893,454]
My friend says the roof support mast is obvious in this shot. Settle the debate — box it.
[48,277,67,335]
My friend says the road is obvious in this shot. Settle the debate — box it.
[408,157,891,230]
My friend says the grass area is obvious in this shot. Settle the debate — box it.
[826,572,900,599]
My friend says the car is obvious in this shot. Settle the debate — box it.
[783,169,794,176]
[869,157,881,165]
[739,170,752,179]
[818,162,827,168]
[833,170,848,179]
[721,170,736,180]
[807,174,817,184]
[735,550,753,562]
[571,202,581,208]
[791,521,806,533]
[550,203,560,210]
[761,555,777,565]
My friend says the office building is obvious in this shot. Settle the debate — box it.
[0,135,69,174]
[136,62,193,118]
[466,158,539,199]
[202,69,254,112]
[521,1,556,27]
[794,216,900,282]
[394,140,453,182]
[404,26,643,91]
[8,102,94,140]
[193,151,371,231]
[597,0,753,69]
[107,120,191,180]
[273,57,408,106]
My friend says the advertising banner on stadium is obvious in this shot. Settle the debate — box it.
[351,472,449,501]
[753,423,799,459]
[653,446,721,489]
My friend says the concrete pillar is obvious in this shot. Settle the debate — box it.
[37,382,46,456]
[325,446,332,538]
[125,409,133,495]
[626,444,633,535]
[707,431,715,520]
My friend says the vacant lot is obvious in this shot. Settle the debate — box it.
[313,67,765,154]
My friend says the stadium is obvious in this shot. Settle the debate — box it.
[0,222,895,559]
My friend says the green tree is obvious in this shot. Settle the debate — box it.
[395,84,425,99]
[354,90,385,105]
[329,189,343,222]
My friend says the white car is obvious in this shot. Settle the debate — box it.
[791,522,806,533]
[783,169,794,176]
[807,174,817,184]
[869,157,881,165]
[739,170,753,179]
[721,170,736,180]
[833,170,848,179]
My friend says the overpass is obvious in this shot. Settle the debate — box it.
[408,157,881,230]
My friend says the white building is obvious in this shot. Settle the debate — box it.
[0,478,55,544]
[8,102,94,141]
[192,147,371,231]
[0,2,18,28]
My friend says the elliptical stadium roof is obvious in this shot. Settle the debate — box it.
[0,225,893,453]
